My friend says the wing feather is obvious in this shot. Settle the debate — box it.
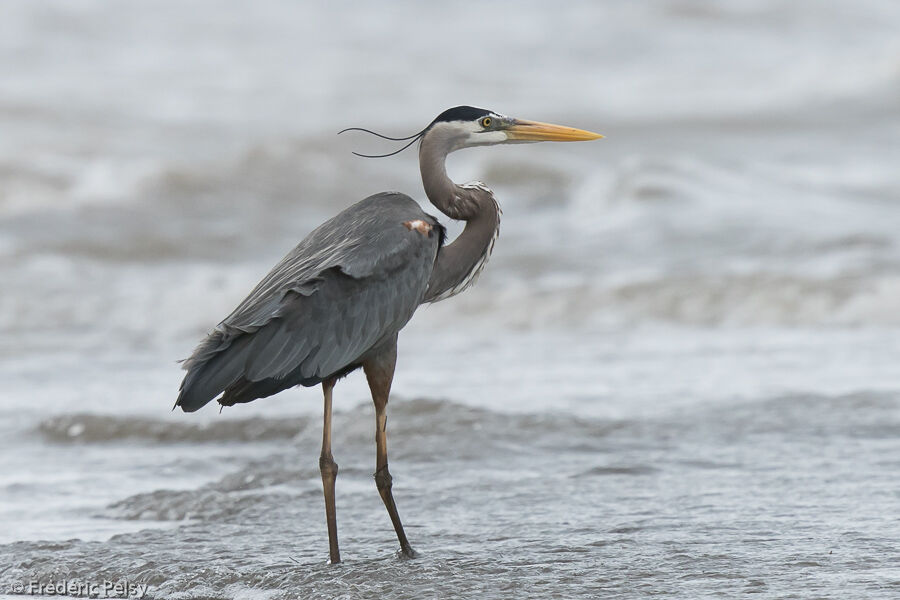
[175,192,443,412]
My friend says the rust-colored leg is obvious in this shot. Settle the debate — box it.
[319,377,341,564]
[364,342,416,558]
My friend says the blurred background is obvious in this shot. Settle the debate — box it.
[1,1,898,598]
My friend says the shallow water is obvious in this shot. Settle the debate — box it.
[2,0,900,598]
[2,390,899,598]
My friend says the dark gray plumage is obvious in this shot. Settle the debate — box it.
[176,193,443,412]
[174,106,601,563]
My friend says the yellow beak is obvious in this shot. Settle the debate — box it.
[505,119,603,142]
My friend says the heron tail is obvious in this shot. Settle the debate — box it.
[174,330,245,412]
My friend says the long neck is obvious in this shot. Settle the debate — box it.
[419,134,501,303]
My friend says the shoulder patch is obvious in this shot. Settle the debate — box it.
[403,219,433,236]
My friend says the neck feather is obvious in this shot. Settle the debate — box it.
[418,132,501,302]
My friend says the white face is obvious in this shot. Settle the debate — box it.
[428,113,510,150]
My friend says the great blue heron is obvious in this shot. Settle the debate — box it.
[175,106,601,563]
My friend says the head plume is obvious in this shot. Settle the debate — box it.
[337,105,493,158]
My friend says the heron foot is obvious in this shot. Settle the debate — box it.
[397,545,419,559]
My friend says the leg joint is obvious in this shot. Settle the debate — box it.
[319,455,339,478]
[374,464,393,491]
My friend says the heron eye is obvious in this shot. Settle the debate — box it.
[481,117,492,128]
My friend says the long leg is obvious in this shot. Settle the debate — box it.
[319,377,340,564]
[363,342,416,558]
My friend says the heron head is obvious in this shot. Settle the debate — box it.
[339,106,601,158]
[426,105,603,151]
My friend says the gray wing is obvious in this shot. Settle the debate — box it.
[175,192,444,412]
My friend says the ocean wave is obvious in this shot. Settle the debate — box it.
[98,397,628,522]
[444,271,900,327]
[90,390,900,528]
[596,271,900,327]
[38,413,309,443]
[35,398,624,451]
[106,487,302,522]
[5,390,897,599]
